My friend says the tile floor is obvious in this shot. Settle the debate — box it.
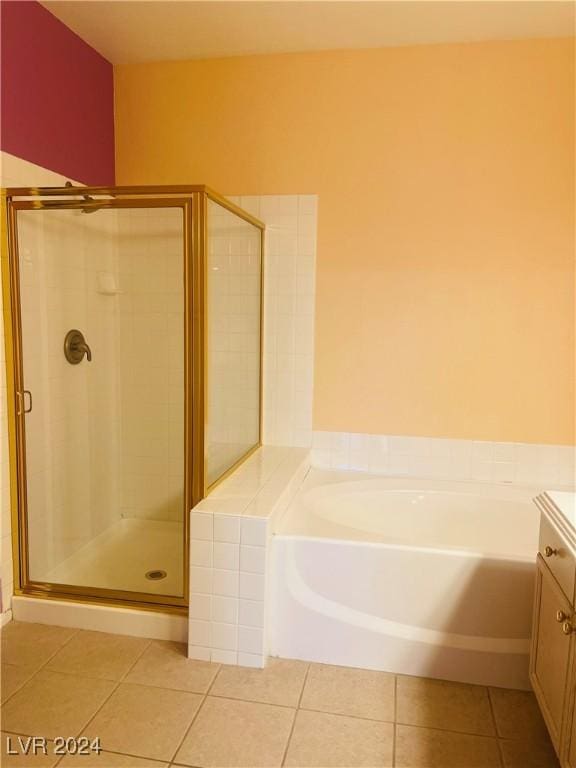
[0,622,559,768]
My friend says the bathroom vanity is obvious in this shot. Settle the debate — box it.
[531,491,576,766]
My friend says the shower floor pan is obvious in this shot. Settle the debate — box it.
[42,518,184,597]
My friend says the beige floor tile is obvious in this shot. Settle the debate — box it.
[1,671,115,740]
[1,733,59,767]
[125,640,219,693]
[300,663,394,721]
[82,683,202,762]
[284,709,394,767]
[396,675,494,736]
[395,724,501,768]
[1,664,35,703]
[490,688,551,743]
[1,622,77,670]
[46,630,150,681]
[210,657,308,707]
[175,696,295,768]
[500,737,560,768]
[60,751,168,767]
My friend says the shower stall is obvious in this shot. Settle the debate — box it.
[2,185,264,612]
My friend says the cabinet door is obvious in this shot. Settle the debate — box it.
[567,699,576,768]
[530,555,574,752]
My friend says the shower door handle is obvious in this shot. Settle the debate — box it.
[17,390,33,414]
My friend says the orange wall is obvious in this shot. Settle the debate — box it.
[114,38,575,445]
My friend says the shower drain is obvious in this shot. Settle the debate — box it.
[145,569,167,581]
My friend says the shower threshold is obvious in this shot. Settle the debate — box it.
[42,518,184,596]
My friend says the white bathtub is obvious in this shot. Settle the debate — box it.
[269,470,543,689]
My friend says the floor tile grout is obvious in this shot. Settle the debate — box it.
[392,674,398,767]
[280,661,310,767]
[486,687,506,768]
[167,657,223,765]
[52,636,155,766]
[1,623,558,768]
[0,624,82,707]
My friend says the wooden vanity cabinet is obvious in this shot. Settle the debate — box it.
[530,555,575,752]
[568,702,576,768]
[531,503,576,767]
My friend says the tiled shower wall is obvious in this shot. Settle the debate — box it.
[116,209,184,522]
[205,200,262,485]
[18,208,122,580]
[227,195,317,449]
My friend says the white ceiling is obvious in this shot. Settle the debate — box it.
[41,1,575,65]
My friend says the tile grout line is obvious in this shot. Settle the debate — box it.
[52,636,155,766]
[167,659,223,765]
[0,624,82,707]
[392,674,398,768]
[280,662,310,767]
[487,687,506,768]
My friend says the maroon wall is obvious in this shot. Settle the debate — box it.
[1,0,114,184]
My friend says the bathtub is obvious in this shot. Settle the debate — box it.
[269,469,543,689]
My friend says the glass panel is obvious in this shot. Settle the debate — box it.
[206,200,262,486]
[17,204,185,597]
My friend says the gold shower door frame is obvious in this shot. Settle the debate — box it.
[2,185,265,613]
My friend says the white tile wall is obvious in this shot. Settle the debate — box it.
[116,208,185,523]
[188,445,309,667]
[311,431,575,488]
[206,200,262,486]
[17,208,122,580]
[227,195,317,449]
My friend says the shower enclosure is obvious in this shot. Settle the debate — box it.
[2,185,264,611]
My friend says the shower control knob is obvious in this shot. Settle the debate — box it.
[556,610,568,623]
[64,329,92,364]
[544,545,558,558]
[562,621,575,636]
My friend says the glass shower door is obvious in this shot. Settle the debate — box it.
[12,198,189,604]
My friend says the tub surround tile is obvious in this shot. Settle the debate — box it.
[211,649,238,665]
[214,514,241,543]
[238,625,264,655]
[1,670,115,740]
[300,663,395,722]
[45,629,150,681]
[284,709,394,767]
[212,568,240,597]
[82,683,202,762]
[395,724,501,768]
[239,572,265,601]
[396,676,495,736]
[175,696,295,768]
[210,657,308,707]
[189,446,309,666]
[124,640,219,693]
[312,431,575,488]
[211,622,238,651]
[489,688,551,743]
